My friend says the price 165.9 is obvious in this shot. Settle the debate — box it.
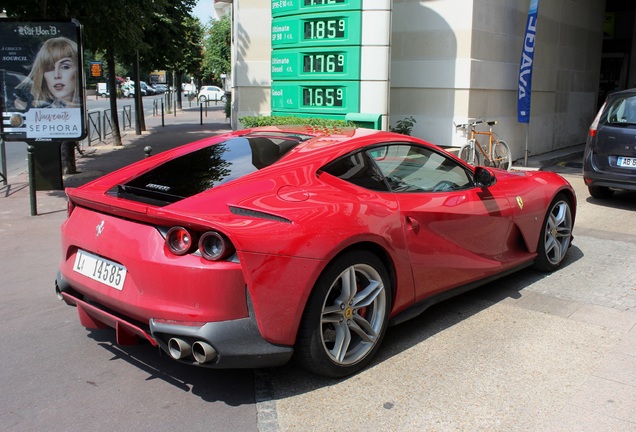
[303,87,344,107]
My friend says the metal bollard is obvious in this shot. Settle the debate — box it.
[27,144,37,216]
[144,146,152,158]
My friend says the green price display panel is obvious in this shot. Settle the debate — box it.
[272,0,362,17]
[271,81,359,114]
[272,11,361,47]
[272,46,360,80]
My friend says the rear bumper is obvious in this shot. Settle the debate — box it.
[583,169,636,191]
[56,273,293,369]
[583,152,636,191]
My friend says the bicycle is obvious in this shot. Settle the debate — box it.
[455,119,512,170]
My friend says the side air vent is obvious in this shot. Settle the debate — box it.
[229,206,291,223]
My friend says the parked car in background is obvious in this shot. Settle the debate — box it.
[152,84,167,94]
[122,83,135,98]
[584,88,636,198]
[197,85,226,103]
[56,126,576,378]
[182,83,197,97]
[97,83,109,97]
[140,82,156,96]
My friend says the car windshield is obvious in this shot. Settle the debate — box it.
[116,132,311,205]
[605,94,636,125]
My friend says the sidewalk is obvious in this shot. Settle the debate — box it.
[2,112,634,431]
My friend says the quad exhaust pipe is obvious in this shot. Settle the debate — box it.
[168,338,192,360]
[192,341,217,364]
[167,338,217,364]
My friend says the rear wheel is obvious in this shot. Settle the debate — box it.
[296,251,391,378]
[534,194,573,272]
[491,140,512,171]
[588,185,613,199]
[198,96,208,103]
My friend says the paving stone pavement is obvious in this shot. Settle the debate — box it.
[3,114,635,432]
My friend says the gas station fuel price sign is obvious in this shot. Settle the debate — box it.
[272,0,361,16]
[272,46,360,80]
[272,12,361,47]
[271,0,362,117]
[271,81,359,115]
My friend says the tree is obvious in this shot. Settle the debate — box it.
[1,0,201,171]
[202,15,231,85]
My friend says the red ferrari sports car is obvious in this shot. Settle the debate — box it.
[56,126,576,377]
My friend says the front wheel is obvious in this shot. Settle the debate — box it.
[295,251,392,378]
[533,194,573,272]
[459,140,481,166]
[491,140,512,171]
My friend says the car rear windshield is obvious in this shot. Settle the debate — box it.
[115,133,310,206]
[605,94,636,125]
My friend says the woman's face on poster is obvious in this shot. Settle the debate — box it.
[44,56,76,103]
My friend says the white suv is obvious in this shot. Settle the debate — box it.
[197,85,226,103]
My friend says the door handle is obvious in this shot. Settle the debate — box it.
[406,216,420,232]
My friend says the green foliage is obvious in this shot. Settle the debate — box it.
[239,115,353,128]
[2,0,200,75]
[389,116,417,136]
[202,15,231,83]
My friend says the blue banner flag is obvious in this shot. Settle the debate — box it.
[518,0,539,123]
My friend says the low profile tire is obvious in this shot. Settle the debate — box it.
[588,185,613,199]
[296,251,392,378]
[534,193,573,272]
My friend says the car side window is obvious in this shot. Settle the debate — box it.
[321,151,389,191]
[605,96,636,124]
[367,144,472,192]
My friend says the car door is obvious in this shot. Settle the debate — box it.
[368,144,515,300]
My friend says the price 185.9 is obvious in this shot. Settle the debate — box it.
[303,18,346,40]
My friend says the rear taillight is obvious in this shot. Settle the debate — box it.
[588,101,606,138]
[166,226,194,255]
[66,199,76,217]
[198,231,235,261]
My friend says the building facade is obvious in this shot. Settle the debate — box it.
[217,0,633,162]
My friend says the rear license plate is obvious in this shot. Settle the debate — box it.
[73,249,127,290]
[617,156,636,168]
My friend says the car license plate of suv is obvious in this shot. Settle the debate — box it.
[73,249,127,290]
[617,156,636,168]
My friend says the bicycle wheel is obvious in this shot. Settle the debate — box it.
[491,140,512,171]
[459,140,481,165]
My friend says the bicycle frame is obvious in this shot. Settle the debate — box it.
[456,119,510,169]
[469,122,497,165]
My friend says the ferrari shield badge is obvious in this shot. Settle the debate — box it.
[516,196,524,210]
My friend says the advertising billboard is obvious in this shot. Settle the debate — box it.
[0,20,86,142]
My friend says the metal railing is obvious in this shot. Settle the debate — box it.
[87,110,102,146]
[122,105,132,130]
[84,104,133,146]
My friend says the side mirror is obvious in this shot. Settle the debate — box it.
[474,166,497,187]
